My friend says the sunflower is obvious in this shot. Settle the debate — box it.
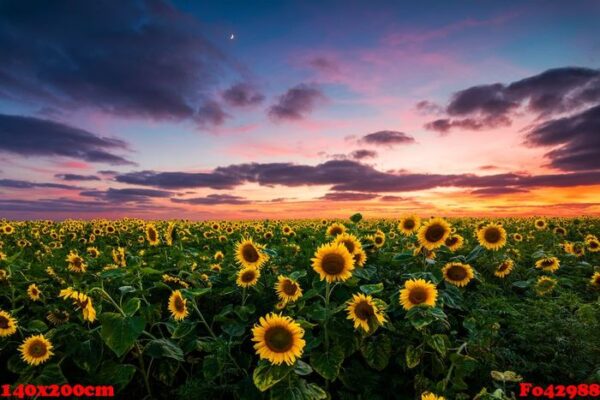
[1,224,15,235]
[586,238,600,253]
[421,393,445,400]
[477,223,507,250]
[168,290,189,321]
[535,256,560,272]
[237,267,261,288]
[210,263,222,272]
[251,313,305,366]
[0,268,7,281]
[494,259,515,278]
[311,243,355,283]
[398,215,421,236]
[112,247,126,267]
[326,222,346,237]
[66,251,87,273]
[417,218,451,250]
[46,310,70,326]
[27,283,42,301]
[444,234,464,252]
[145,224,160,246]
[0,251,7,261]
[590,272,600,288]
[275,275,302,303]
[442,262,474,287]
[86,247,100,258]
[282,225,293,235]
[399,279,438,310]
[346,293,386,332]
[353,247,368,268]
[333,233,362,255]
[264,231,273,240]
[165,222,176,246]
[534,219,547,230]
[235,238,268,269]
[513,233,523,242]
[20,335,54,366]
[373,233,386,248]
[214,251,224,261]
[0,310,18,337]
[553,226,567,236]
[535,276,557,295]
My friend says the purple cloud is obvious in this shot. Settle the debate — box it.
[222,83,265,107]
[359,130,415,146]
[172,194,250,205]
[268,84,325,121]
[0,114,134,165]
[55,174,101,181]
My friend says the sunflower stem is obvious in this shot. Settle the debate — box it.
[135,342,153,399]
[324,282,332,351]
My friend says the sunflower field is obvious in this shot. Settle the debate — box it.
[0,215,599,399]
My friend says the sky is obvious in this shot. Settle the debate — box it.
[0,0,599,220]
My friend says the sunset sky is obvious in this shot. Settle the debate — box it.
[1,0,599,220]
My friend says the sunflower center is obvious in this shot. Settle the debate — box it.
[321,253,346,275]
[354,301,375,320]
[242,244,260,263]
[541,259,554,267]
[0,316,9,329]
[241,270,256,283]
[497,262,509,272]
[403,219,415,229]
[281,280,298,295]
[174,296,185,312]
[29,340,48,357]
[446,265,467,281]
[330,227,342,236]
[595,276,600,285]
[408,287,428,305]
[375,236,383,244]
[590,241,599,249]
[341,240,355,253]
[148,229,157,241]
[484,228,501,243]
[31,288,38,295]
[536,221,544,227]
[425,224,445,242]
[264,326,294,353]
[72,257,82,268]
[445,236,458,246]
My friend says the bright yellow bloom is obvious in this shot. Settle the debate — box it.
[251,313,305,366]
[399,279,438,310]
[311,242,355,283]
[19,334,54,366]
[346,293,386,332]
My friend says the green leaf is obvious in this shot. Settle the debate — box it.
[119,286,136,294]
[290,270,307,280]
[427,334,448,357]
[361,335,391,371]
[222,320,246,337]
[512,280,532,289]
[27,319,48,332]
[293,359,313,376]
[310,346,344,380]
[359,282,384,295]
[73,339,103,373]
[350,213,363,223]
[393,252,414,261]
[144,338,184,361]
[406,345,422,369]
[182,287,211,298]
[252,360,293,392]
[122,297,141,316]
[97,362,136,392]
[99,312,145,357]
[33,363,67,385]
[466,245,484,262]
[171,320,197,339]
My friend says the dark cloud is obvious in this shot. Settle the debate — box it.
[268,84,325,121]
[0,0,239,123]
[379,195,410,202]
[359,130,415,146]
[0,114,134,165]
[196,101,230,127]
[425,115,511,134]
[425,67,600,134]
[470,187,529,196]
[415,100,443,115]
[309,57,340,74]
[525,104,600,171]
[115,169,241,189]
[350,149,378,160]
[80,187,172,203]
[55,174,100,181]
[172,194,250,205]
[319,192,379,201]
[115,159,600,194]
[0,198,173,215]
[222,83,265,107]
[0,179,81,190]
